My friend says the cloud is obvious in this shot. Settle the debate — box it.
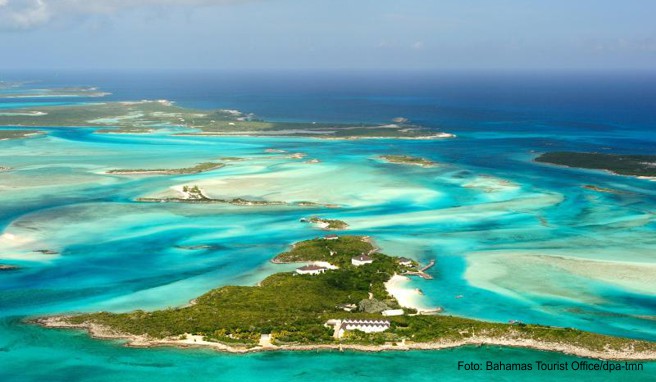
[0,0,249,30]
[411,41,424,50]
[0,0,49,29]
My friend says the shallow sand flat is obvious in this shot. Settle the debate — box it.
[576,212,655,230]
[3,203,245,247]
[0,203,202,255]
[0,167,119,193]
[345,191,564,230]
[465,250,656,302]
[488,232,656,263]
[168,160,443,207]
[462,175,520,193]
[95,261,302,313]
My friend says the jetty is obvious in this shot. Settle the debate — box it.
[404,259,435,280]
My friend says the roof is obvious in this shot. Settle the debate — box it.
[342,319,390,327]
[398,257,413,262]
[352,254,373,262]
[297,264,327,271]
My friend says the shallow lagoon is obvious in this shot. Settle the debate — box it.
[0,73,655,380]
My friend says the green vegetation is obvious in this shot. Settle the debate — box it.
[63,236,403,345]
[67,271,360,345]
[136,196,287,206]
[180,185,208,200]
[0,130,42,140]
[42,235,656,356]
[306,217,349,230]
[0,86,109,99]
[535,152,656,177]
[379,155,436,167]
[33,249,58,255]
[582,185,626,194]
[107,162,224,175]
[0,97,449,139]
[358,298,389,313]
[272,236,374,265]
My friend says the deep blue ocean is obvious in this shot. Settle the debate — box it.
[0,70,654,381]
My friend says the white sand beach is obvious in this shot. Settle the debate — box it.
[384,274,433,313]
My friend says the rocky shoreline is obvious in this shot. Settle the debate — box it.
[136,197,338,208]
[35,316,656,361]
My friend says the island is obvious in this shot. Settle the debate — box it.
[35,236,656,360]
[582,185,627,194]
[379,155,437,167]
[301,217,349,230]
[0,130,43,141]
[33,249,59,255]
[0,264,20,271]
[535,152,656,178]
[0,92,455,139]
[0,86,110,99]
[107,162,225,175]
[136,196,334,208]
[174,244,225,251]
[136,185,338,208]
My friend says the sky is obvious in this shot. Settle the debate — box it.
[0,0,655,71]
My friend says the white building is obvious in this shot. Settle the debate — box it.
[381,309,404,317]
[327,319,390,338]
[397,257,414,267]
[295,264,327,275]
[326,319,391,338]
[351,254,374,266]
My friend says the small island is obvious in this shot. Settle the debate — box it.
[137,185,337,208]
[535,152,656,178]
[0,130,43,141]
[301,217,349,230]
[0,264,20,271]
[582,185,627,194]
[379,155,436,167]
[33,249,59,255]
[35,236,656,360]
[107,162,224,175]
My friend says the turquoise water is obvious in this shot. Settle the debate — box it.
[3,320,655,382]
[0,73,655,381]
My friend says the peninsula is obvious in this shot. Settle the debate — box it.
[36,236,656,360]
[107,162,225,175]
[535,152,656,178]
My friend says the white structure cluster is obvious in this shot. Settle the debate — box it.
[325,319,391,338]
[351,254,374,266]
[381,309,404,316]
[295,264,327,275]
